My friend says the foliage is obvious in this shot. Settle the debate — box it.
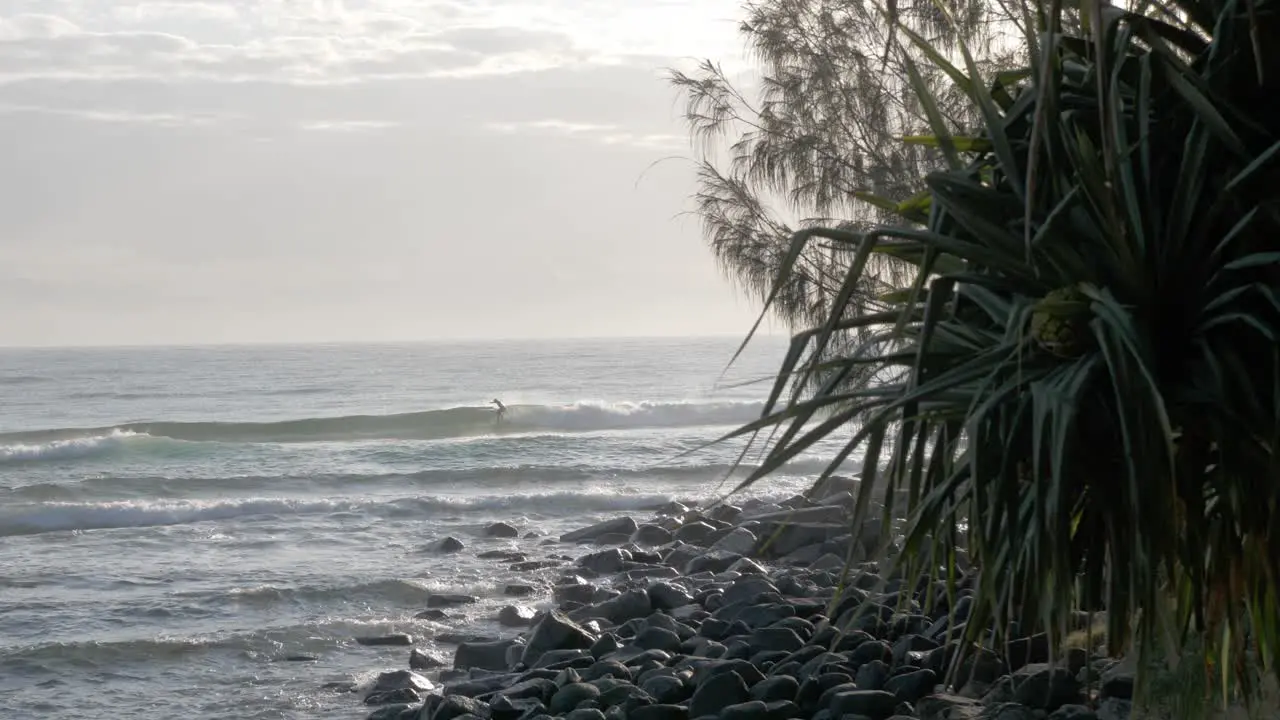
[669,0,1024,335]
[721,0,1280,705]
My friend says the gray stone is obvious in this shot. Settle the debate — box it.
[674,521,718,545]
[522,610,597,667]
[984,703,1039,720]
[641,674,690,704]
[566,710,607,720]
[718,700,770,720]
[750,675,798,702]
[366,688,423,706]
[712,527,759,556]
[535,649,594,668]
[410,648,448,670]
[549,683,602,714]
[572,588,652,625]
[746,627,805,653]
[554,581,597,605]
[883,668,937,704]
[635,627,682,653]
[439,536,466,552]
[370,670,435,696]
[632,524,674,546]
[723,576,779,606]
[580,548,631,574]
[561,517,639,543]
[583,660,632,682]
[498,605,536,627]
[827,690,898,719]
[689,671,751,718]
[684,551,744,575]
[914,694,983,720]
[485,522,521,538]
[429,695,491,720]
[503,584,536,598]
[1012,663,1082,710]
[493,677,556,702]
[1095,698,1131,720]
[455,639,522,671]
[357,633,414,646]
[854,660,890,692]
[648,581,695,610]
[1047,705,1097,720]
[415,608,450,621]
[629,704,690,720]
[367,704,414,720]
[428,594,479,608]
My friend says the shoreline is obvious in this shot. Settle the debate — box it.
[343,478,1137,720]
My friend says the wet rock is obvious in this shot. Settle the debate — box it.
[478,550,526,561]
[827,689,898,718]
[566,709,607,720]
[431,695,491,720]
[511,560,561,572]
[589,633,621,659]
[640,675,689,704]
[365,688,421,705]
[572,588,652,625]
[415,608,449,621]
[674,521,717,545]
[498,605,536,627]
[503,583,536,597]
[753,522,847,559]
[554,581,597,605]
[915,693,983,720]
[629,704,690,720]
[1012,663,1082,710]
[485,522,521,538]
[583,659,632,682]
[455,638,522,671]
[562,517,638,543]
[635,626,682,653]
[428,594,479,608]
[494,677,557,702]
[489,695,547,720]
[357,633,414,646]
[746,627,805,653]
[689,670,751,718]
[1048,706,1097,720]
[284,655,318,661]
[369,670,434,699]
[884,668,937,704]
[1099,664,1134,700]
[632,524,674,546]
[439,536,466,553]
[750,675,799,702]
[854,659,890,691]
[684,551,743,575]
[984,703,1039,720]
[522,610,597,667]
[647,581,694,610]
[366,704,414,720]
[711,527,758,556]
[722,576,778,606]
[410,648,448,669]
[593,532,632,545]
[1095,697,1131,720]
[580,548,631,574]
[549,682,602,713]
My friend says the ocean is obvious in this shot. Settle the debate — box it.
[0,337,850,719]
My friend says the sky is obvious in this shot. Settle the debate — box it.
[0,0,773,347]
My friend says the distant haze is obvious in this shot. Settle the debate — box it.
[0,1,771,347]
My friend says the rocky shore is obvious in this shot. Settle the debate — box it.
[349,478,1135,720]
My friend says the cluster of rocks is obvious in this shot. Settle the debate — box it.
[354,479,1135,720]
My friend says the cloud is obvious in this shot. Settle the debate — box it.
[486,119,685,150]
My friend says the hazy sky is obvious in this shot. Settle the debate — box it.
[1,0,774,347]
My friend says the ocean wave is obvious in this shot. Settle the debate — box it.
[0,485,802,537]
[0,400,765,447]
[1,458,842,501]
[0,430,143,464]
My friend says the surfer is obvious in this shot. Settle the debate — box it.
[490,398,506,424]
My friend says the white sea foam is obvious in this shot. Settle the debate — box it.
[0,429,141,464]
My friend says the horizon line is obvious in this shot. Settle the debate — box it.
[0,330,789,352]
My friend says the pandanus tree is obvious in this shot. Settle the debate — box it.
[717,0,1280,709]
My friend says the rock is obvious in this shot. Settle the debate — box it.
[632,524,674,546]
[854,660,890,691]
[485,522,521,538]
[357,633,414,646]
[689,670,751,718]
[366,688,421,705]
[1012,663,1082,710]
[746,627,805,653]
[648,581,695,610]
[711,527,758,556]
[640,675,689,704]
[455,639,522,671]
[594,532,632,545]
[710,505,743,523]
[914,693,983,720]
[522,610,597,667]
[752,522,847,558]
[498,605,536,627]
[494,677,556,702]
[478,550,526,560]
[366,704,414,720]
[428,594,479,608]
[284,655,318,661]
[684,551,743,575]
[674,521,718,545]
[583,660,632,682]
[549,683,602,714]
[1095,698,1131,720]
[572,588,652,625]
[883,668,937,704]
[410,648,448,669]
[590,633,621,659]
[555,581,598,605]
[629,705,690,720]
[581,548,631,574]
[439,536,466,553]
[827,689,898,719]
[722,576,778,606]
[415,609,449,621]
[1047,706,1097,720]
[718,700,770,720]
[750,675,799,702]
[635,627,682,653]
[984,703,1039,720]
[431,695,491,720]
[370,670,435,698]
[562,517,639,543]
[566,710,607,720]
[1099,664,1134,700]
[503,583,536,597]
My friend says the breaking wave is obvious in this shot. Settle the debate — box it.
[0,400,764,449]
